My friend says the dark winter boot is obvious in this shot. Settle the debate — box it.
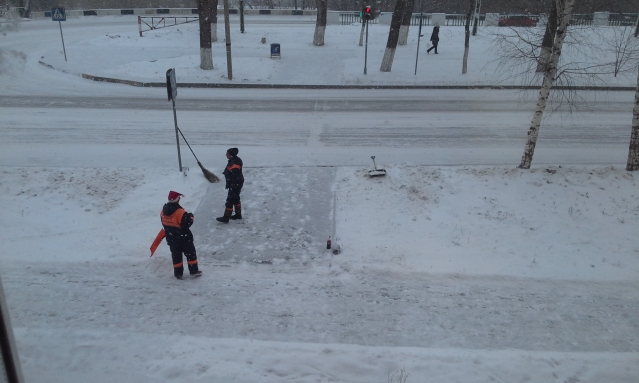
[173,263,184,279]
[230,204,242,220]
[216,207,233,223]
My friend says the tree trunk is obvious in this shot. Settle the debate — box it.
[519,0,575,169]
[627,65,639,171]
[462,0,473,74]
[198,0,213,70]
[210,0,219,42]
[398,0,414,45]
[380,0,408,72]
[223,0,232,80]
[313,0,327,46]
[471,0,480,36]
[537,0,558,72]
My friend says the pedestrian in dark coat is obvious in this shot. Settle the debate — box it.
[216,148,244,223]
[161,191,201,279]
[427,24,440,54]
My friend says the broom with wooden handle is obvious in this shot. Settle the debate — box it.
[176,127,220,183]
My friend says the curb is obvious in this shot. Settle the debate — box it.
[38,62,635,91]
[78,72,637,91]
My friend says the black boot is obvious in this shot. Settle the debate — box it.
[216,207,233,223]
[230,204,242,220]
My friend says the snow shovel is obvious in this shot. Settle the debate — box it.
[176,127,220,183]
[368,156,386,177]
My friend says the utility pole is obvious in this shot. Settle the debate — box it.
[223,0,233,80]
[240,0,245,33]
[626,18,639,171]
[414,0,423,75]
[364,18,369,74]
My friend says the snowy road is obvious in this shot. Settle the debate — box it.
[0,92,634,112]
[4,261,638,353]
[0,98,630,168]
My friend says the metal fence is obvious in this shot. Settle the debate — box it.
[445,14,468,26]
[570,14,593,26]
[410,14,431,26]
[138,16,199,37]
[445,14,486,26]
[340,13,486,27]
[340,12,378,25]
[609,13,639,26]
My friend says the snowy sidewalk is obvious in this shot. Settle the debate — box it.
[192,166,336,263]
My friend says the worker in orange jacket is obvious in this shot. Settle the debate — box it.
[161,191,201,279]
[216,147,244,223]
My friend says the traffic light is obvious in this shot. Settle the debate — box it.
[363,5,372,21]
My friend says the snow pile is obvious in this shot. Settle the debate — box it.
[335,165,639,280]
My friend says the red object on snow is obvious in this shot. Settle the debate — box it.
[150,229,166,256]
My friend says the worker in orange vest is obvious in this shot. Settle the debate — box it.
[160,191,202,279]
[216,148,244,223]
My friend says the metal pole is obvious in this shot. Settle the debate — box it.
[223,0,233,80]
[171,98,183,172]
[364,19,368,75]
[415,1,423,75]
[240,0,245,33]
[59,20,67,62]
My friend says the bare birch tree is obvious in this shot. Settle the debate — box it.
[398,0,414,45]
[461,0,473,74]
[380,0,408,72]
[537,0,558,72]
[596,26,639,77]
[627,65,639,171]
[489,23,635,115]
[313,0,327,46]
[519,0,575,169]
[198,0,213,70]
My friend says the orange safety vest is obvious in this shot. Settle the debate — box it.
[161,208,186,229]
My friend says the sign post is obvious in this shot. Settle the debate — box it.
[51,8,67,62]
[166,68,183,172]
[415,0,424,75]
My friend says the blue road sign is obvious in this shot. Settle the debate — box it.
[51,8,66,21]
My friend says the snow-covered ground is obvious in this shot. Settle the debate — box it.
[0,15,638,383]
[27,15,639,87]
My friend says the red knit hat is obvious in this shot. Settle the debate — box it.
[167,191,183,203]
